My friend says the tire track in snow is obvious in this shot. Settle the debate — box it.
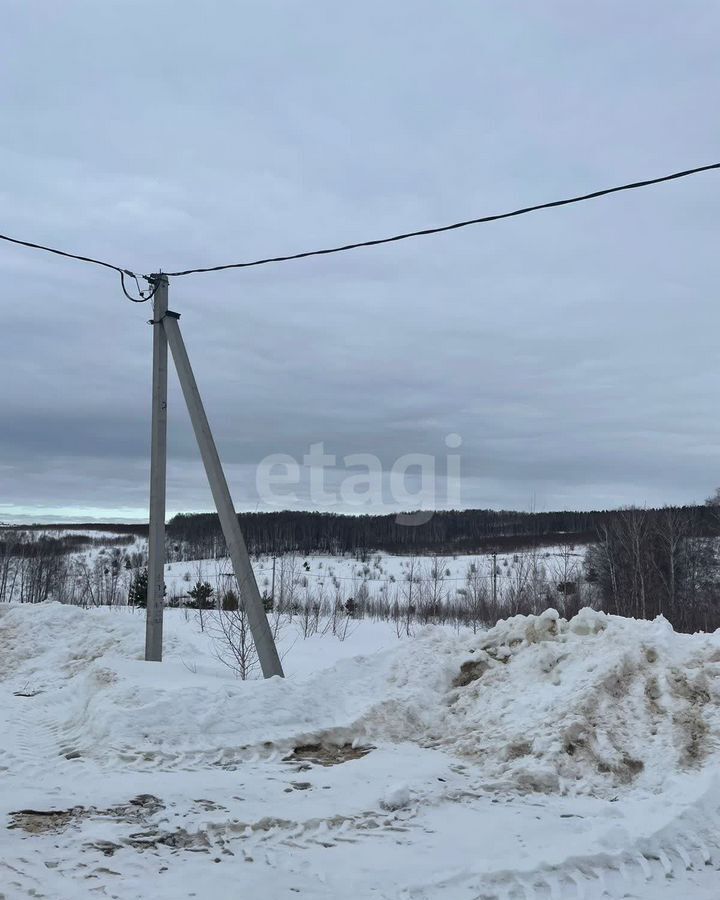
[406,782,720,899]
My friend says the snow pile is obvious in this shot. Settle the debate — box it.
[284,605,720,798]
[0,602,432,770]
[427,607,720,795]
[380,783,412,811]
[1,602,719,802]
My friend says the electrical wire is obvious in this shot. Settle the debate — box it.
[1,162,719,297]
[164,161,720,277]
[0,230,157,303]
[0,231,135,276]
[120,271,156,304]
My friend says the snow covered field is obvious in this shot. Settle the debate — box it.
[163,546,586,605]
[2,603,720,899]
[2,525,587,608]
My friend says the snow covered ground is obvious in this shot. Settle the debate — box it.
[1,603,720,899]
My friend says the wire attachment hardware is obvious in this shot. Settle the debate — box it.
[148,310,180,326]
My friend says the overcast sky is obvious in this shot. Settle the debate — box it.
[1,1,720,523]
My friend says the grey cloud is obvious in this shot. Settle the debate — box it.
[1,1,720,520]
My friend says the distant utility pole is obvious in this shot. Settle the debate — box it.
[143,275,284,678]
[271,554,276,606]
[491,551,498,607]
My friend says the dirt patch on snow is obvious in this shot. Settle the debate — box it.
[9,807,86,834]
[287,743,373,767]
[8,794,164,835]
[453,656,491,687]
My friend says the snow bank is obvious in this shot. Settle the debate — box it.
[432,607,720,795]
[2,602,719,800]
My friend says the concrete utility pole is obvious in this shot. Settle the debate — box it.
[145,275,168,662]
[162,311,284,678]
[143,277,283,677]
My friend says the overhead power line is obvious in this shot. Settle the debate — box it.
[0,232,155,302]
[0,162,718,295]
[0,231,133,276]
[164,161,720,277]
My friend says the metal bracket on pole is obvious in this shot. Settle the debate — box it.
[145,274,168,661]
[149,310,180,326]
[161,312,284,678]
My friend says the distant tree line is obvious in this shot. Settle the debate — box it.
[9,505,720,560]
[163,506,720,559]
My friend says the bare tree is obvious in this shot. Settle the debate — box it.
[209,597,260,680]
[457,561,490,633]
[204,565,259,679]
[547,543,583,617]
[505,551,532,615]
[585,506,720,631]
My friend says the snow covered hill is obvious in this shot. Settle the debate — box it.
[1,603,720,898]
